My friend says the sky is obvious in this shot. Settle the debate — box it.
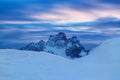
[0,0,120,49]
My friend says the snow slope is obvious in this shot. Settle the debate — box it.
[76,37,120,80]
[0,38,120,80]
[79,37,120,64]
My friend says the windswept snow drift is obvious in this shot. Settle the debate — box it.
[0,38,120,80]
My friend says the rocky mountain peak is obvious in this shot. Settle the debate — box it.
[21,32,89,58]
[56,32,67,41]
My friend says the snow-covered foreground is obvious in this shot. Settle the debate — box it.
[0,38,120,80]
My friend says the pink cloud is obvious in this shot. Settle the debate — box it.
[29,6,96,24]
[1,3,120,25]
[29,4,120,24]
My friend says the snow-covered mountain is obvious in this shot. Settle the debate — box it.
[0,37,120,80]
[21,32,89,58]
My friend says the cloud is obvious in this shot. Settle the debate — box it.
[54,26,92,31]
[29,6,96,24]
[90,9,120,19]
[107,28,120,30]
[28,2,120,24]
[0,0,120,25]
[0,21,49,24]
[0,26,51,32]
[97,0,120,5]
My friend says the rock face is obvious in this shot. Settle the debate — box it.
[66,36,85,58]
[21,40,45,51]
[21,32,88,58]
[46,32,67,48]
[44,32,67,56]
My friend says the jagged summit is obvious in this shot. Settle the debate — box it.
[46,32,67,48]
[56,32,67,41]
[21,32,88,58]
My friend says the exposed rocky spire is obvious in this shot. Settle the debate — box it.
[46,32,67,48]
[66,36,85,58]
[20,32,89,58]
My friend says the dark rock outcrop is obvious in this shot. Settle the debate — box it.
[21,32,89,58]
[21,40,45,51]
[46,32,67,48]
[66,36,86,58]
